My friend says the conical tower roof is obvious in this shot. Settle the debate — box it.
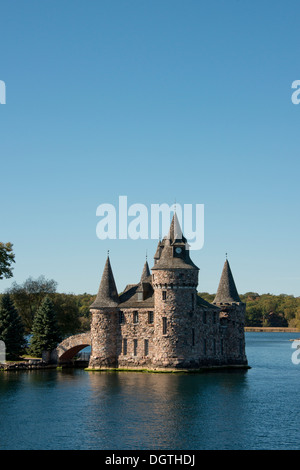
[213,259,241,304]
[90,256,119,308]
[140,260,151,282]
[152,213,198,270]
[167,212,187,243]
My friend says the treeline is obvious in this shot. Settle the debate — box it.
[199,292,300,328]
[2,274,300,361]
[0,276,95,360]
[1,276,95,336]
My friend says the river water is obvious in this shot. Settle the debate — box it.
[0,332,299,450]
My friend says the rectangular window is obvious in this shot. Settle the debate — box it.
[123,338,127,355]
[162,317,167,335]
[133,339,138,356]
[119,311,125,324]
[213,339,216,355]
[144,339,149,356]
[162,291,167,300]
[133,311,138,323]
[203,311,207,324]
[213,312,217,324]
[148,311,154,324]
[221,339,224,355]
[192,328,195,346]
[137,292,143,301]
[203,339,207,355]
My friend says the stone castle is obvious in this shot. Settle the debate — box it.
[88,214,248,371]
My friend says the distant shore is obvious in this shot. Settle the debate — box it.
[245,327,299,332]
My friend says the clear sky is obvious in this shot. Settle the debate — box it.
[0,0,300,296]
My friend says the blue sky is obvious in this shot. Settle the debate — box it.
[0,0,300,296]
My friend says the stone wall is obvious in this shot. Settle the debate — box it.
[117,308,155,368]
[89,308,118,368]
[88,271,248,371]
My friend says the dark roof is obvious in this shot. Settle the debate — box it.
[167,212,187,243]
[152,213,199,271]
[90,256,119,308]
[213,259,241,304]
[118,275,154,308]
[197,295,220,310]
[140,260,150,281]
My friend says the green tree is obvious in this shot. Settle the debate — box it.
[0,242,15,279]
[8,275,58,332]
[29,296,61,357]
[0,294,26,360]
[52,293,82,336]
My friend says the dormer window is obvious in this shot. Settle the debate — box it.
[137,292,143,301]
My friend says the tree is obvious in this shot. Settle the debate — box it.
[0,294,26,360]
[52,293,82,336]
[29,296,61,357]
[8,275,58,332]
[0,242,15,279]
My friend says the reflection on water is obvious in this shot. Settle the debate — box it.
[84,370,249,450]
[0,333,299,450]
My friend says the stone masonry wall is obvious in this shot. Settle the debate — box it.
[88,274,248,370]
[89,308,118,368]
[152,269,200,369]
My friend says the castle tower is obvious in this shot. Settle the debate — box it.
[213,258,248,366]
[140,259,150,281]
[151,213,200,369]
[89,255,119,368]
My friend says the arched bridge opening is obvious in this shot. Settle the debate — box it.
[50,332,91,365]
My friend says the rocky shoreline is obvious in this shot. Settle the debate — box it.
[0,360,57,371]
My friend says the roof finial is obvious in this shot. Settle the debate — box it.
[107,249,110,257]
[146,250,147,261]
[225,252,228,259]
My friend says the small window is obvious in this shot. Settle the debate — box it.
[144,339,149,356]
[148,311,154,324]
[203,339,207,355]
[134,339,138,356]
[123,338,127,355]
[133,311,138,323]
[137,292,143,301]
[162,291,167,300]
[213,312,217,324]
[213,339,216,355]
[162,317,167,335]
[192,328,195,346]
[119,311,125,324]
[221,339,224,355]
[203,311,207,324]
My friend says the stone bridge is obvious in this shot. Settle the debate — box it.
[46,332,91,364]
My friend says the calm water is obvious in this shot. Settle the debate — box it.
[0,332,299,450]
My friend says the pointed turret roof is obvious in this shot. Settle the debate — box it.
[152,213,198,270]
[167,212,187,243]
[213,259,241,304]
[90,256,119,308]
[140,260,150,282]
